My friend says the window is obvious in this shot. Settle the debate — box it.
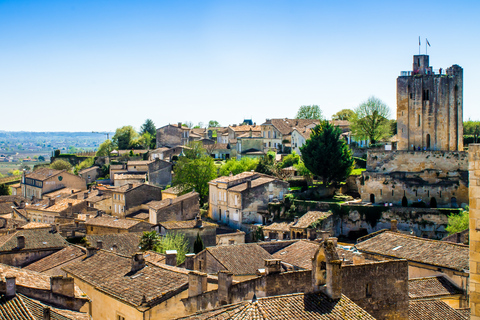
[117,315,125,320]
[418,114,421,127]
[114,204,117,213]
[422,89,429,101]
[114,194,116,200]
[366,283,372,297]
[229,240,235,245]
[234,195,238,205]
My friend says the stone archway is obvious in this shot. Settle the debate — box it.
[370,194,375,204]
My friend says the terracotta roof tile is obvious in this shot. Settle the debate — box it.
[159,220,217,230]
[62,250,188,307]
[0,228,67,252]
[85,233,143,256]
[85,216,149,229]
[272,240,319,270]
[292,211,332,229]
[409,300,467,320]
[263,221,292,232]
[20,222,51,229]
[228,177,278,192]
[211,171,258,183]
[356,231,469,272]
[25,168,63,181]
[23,246,86,273]
[228,125,261,132]
[179,292,375,319]
[408,276,463,299]
[148,191,198,210]
[205,243,273,276]
[262,119,320,136]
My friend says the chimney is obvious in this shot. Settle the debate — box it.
[218,270,233,305]
[84,192,88,199]
[264,259,282,274]
[195,214,203,228]
[165,250,177,266]
[185,253,195,270]
[17,236,25,249]
[48,198,55,207]
[325,239,342,300]
[86,247,96,257]
[188,271,207,297]
[247,180,252,189]
[353,254,365,264]
[131,253,145,272]
[5,276,16,298]
[317,230,330,241]
[43,307,51,320]
[128,183,133,189]
[96,240,103,249]
[178,122,182,128]
[50,276,75,297]
[169,198,173,205]
[330,237,338,247]
[293,216,299,225]
[391,219,398,232]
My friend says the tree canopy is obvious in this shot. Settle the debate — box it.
[156,233,189,265]
[0,184,10,196]
[75,157,95,174]
[112,126,139,150]
[279,151,300,168]
[446,209,469,235]
[139,231,160,251]
[140,119,156,136]
[300,121,354,186]
[96,139,113,156]
[350,96,392,144]
[208,120,221,128]
[332,109,354,121]
[50,159,73,172]
[295,105,323,120]
[255,151,276,175]
[219,157,259,176]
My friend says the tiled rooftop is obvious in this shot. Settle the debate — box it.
[272,240,319,270]
[205,243,273,276]
[85,216,149,229]
[292,211,332,229]
[262,118,320,136]
[263,221,292,232]
[24,245,86,274]
[179,292,375,319]
[408,276,463,299]
[228,177,277,192]
[148,191,198,210]
[46,199,85,212]
[211,171,258,183]
[409,300,467,320]
[0,228,68,252]
[228,125,261,132]
[62,250,189,307]
[25,168,63,181]
[355,231,469,272]
[85,232,143,256]
[20,222,52,229]
[159,220,217,230]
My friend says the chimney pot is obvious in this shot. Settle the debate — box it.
[178,122,182,128]
[184,253,195,270]
[391,219,398,232]
[131,252,145,272]
[165,250,177,266]
[128,183,133,189]
[188,271,208,297]
[5,276,16,298]
[50,276,75,297]
[43,307,51,320]
[86,247,96,257]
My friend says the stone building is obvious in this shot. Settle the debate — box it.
[111,183,163,217]
[148,191,199,224]
[78,166,101,184]
[468,144,480,320]
[397,55,463,151]
[85,215,152,235]
[23,245,87,276]
[21,168,87,200]
[156,122,191,148]
[158,216,217,251]
[263,211,334,240]
[208,172,289,230]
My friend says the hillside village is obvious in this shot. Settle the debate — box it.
[0,54,478,319]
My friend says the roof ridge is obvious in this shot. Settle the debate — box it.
[383,230,469,247]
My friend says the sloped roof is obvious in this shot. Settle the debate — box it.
[24,245,86,273]
[85,216,149,230]
[25,168,63,181]
[355,231,469,272]
[409,300,467,320]
[292,211,332,229]
[20,222,51,229]
[262,119,320,136]
[147,191,198,210]
[205,243,273,276]
[0,293,90,320]
[228,125,261,132]
[210,171,258,183]
[272,240,319,270]
[85,233,143,256]
[62,250,189,307]
[159,220,217,230]
[228,177,277,192]
[78,166,100,175]
[263,221,292,232]
[0,228,68,252]
[408,276,463,299]
[178,292,375,319]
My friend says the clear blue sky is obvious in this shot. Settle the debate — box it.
[1,0,479,132]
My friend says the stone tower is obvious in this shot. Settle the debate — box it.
[469,144,480,320]
[397,55,463,151]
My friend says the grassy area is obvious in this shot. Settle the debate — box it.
[351,168,366,176]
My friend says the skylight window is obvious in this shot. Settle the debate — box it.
[392,246,403,251]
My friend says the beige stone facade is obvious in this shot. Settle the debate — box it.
[397,55,463,151]
[469,144,480,319]
[21,168,87,200]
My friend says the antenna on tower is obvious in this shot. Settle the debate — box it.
[426,38,431,55]
[418,36,421,55]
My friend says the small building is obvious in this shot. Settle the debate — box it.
[85,215,152,235]
[158,216,217,251]
[113,173,146,187]
[110,183,163,217]
[85,232,143,255]
[78,166,101,184]
[21,168,87,200]
[148,191,199,224]
[409,275,466,309]
[409,300,468,320]
[193,243,273,280]
[263,211,333,240]
[23,245,87,276]
[161,185,184,199]
[216,230,245,246]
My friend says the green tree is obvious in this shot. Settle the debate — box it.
[256,151,276,175]
[464,119,480,143]
[140,119,156,136]
[350,96,392,144]
[300,121,354,186]
[184,141,207,160]
[156,233,189,265]
[208,120,221,128]
[0,184,11,196]
[294,161,313,186]
[279,151,300,168]
[332,109,354,121]
[112,126,139,150]
[75,157,95,174]
[193,233,204,254]
[446,209,469,235]
[219,157,259,176]
[139,231,160,251]
[96,139,113,156]
[295,105,323,120]
[38,155,45,162]
[173,155,217,204]
[50,159,73,172]
[137,132,153,150]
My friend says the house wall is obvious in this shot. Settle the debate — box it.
[216,232,245,246]
[0,249,62,267]
[125,185,162,213]
[85,222,151,235]
[79,168,101,184]
[156,125,183,148]
[150,193,199,224]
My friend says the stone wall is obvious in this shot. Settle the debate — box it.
[164,227,216,251]
[0,249,61,267]
[147,159,172,187]
[125,184,162,212]
[156,125,183,148]
[469,144,480,320]
[216,231,245,246]
[342,260,409,320]
[150,192,199,224]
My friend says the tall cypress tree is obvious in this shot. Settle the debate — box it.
[193,233,204,254]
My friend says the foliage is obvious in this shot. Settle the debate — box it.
[332,109,354,121]
[295,105,323,120]
[75,157,95,174]
[54,149,61,157]
[173,155,217,204]
[279,151,300,169]
[140,119,156,136]
[464,120,480,135]
[112,126,139,150]
[96,139,114,156]
[219,157,259,176]
[38,156,45,162]
[255,151,276,175]
[446,209,469,235]
[136,132,154,150]
[156,233,189,265]
[350,168,366,175]
[300,121,354,186]
[389,119,397,135]
[208,120,221,128]
[50,159,73,172]
[0,184,10,196]
[193,233,204,254]
[350,96,392,144]
[139,231,160,251]
[184,142,207,160]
